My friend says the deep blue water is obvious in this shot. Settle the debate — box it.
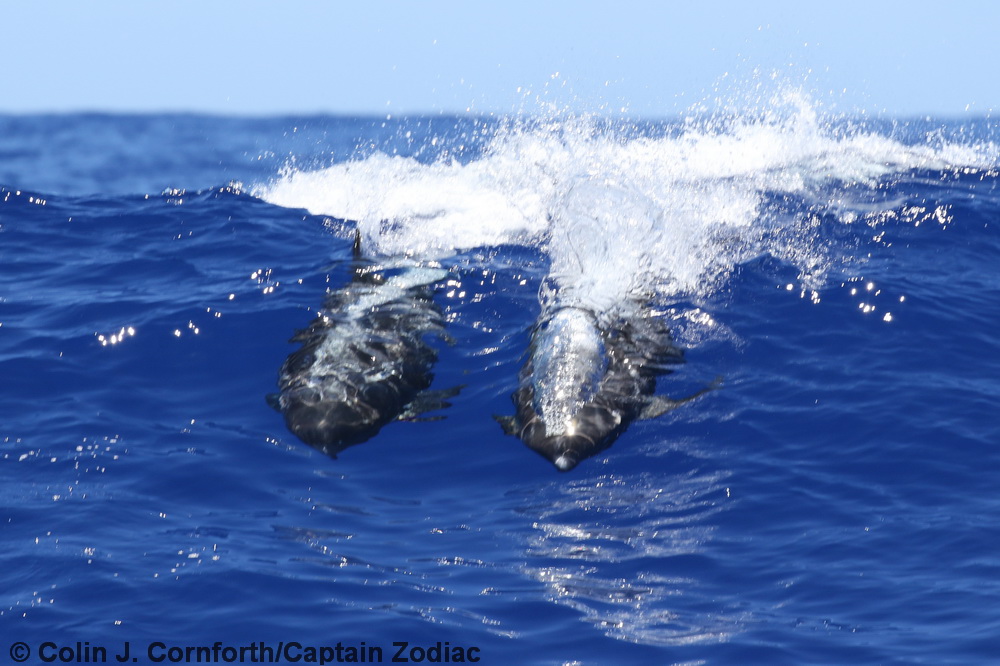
[1,111,999,665]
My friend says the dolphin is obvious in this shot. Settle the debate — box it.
[495,302,718,471]
[268,232,457,457]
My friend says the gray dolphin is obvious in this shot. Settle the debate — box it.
[268,233,457,457]
[496,303,718,471]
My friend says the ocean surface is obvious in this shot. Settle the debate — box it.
[1,102,999,665]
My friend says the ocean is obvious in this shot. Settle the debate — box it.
[1,100,998,664]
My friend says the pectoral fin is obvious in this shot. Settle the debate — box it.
[265,393,283,412]
[639,376,722,420]
[397,385,464,421]
[493,414,519,436]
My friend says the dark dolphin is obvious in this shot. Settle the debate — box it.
[269,233,456,457]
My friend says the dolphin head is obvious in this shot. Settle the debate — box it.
[274,386,385,455]
[535,434,593,472]
[520,406,624,471]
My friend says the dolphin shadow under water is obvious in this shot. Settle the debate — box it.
[268,233,458,458]
[495,301,719,472]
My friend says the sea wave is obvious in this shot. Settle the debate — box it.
[258,92,998,318]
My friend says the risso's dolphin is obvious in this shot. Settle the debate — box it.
[495,301,718,471]
[268,233,457,457]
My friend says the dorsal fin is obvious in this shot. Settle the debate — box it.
[350,229,384,285]
[351,229,367,282]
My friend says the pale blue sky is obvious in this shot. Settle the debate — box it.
[1,1,995,117]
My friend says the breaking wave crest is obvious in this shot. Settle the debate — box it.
[258,91,997,317]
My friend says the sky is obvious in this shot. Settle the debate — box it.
[1,1,995,118]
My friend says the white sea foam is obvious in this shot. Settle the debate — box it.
[258,92,997,316]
